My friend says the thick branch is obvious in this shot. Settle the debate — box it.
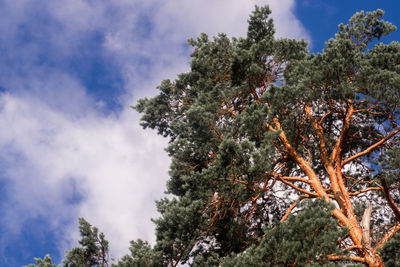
[305,106,341,194]
[271,117,352,233]
[331,102,354,164]
[325,254,366,263]
[328,102,358,229]
[377,222,400,248]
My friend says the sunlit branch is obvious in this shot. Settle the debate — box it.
[280,195,309,222]
[325,254,366,263]
[331,101,354,163]
[377,223,400,248]
[278,176,318,197]
[280,176,311,184]
[343,127,400,166]
[349,187,381,196]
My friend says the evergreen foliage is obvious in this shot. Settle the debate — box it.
[222,199,347,266]
[135,5,400,266]
[380,232,400,266]
[25,254,59,267]
[63,218,110,267]
[113,239,162,267]
[26,219,109,267]
[28,6,400,267]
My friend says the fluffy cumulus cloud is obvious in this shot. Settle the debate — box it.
[0,92,169,257]
[0,0,309,262]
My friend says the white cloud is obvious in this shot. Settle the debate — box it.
[0,92,169,256]
[0,0,309,261]
[152,0,309,39]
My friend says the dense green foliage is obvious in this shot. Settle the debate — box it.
[222,200,347,267]
[380,232,400,266]
[63,218,109,267]
[26,255,58,267]
[28,6,400,266]
[135,8,308,263]
[134,6,400,266]
[114,239,162,267]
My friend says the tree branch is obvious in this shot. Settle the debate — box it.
[325,254,366,263]
[278,176,318,197]
[349,187,381,196]
[280,195,309,222]
[343,127,400,166]
[376,222,400,248]
[280,176,311,184]
[305,105,341,194]
[331,101,354,164]
[305,106,331,170]
[380,177,400,222]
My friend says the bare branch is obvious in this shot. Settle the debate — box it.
[380,177,400,222]
[343,127,400,166]
[280,195,309,222]
[278,176,318,197]
[331,102,354,163]
[349,187,381,196]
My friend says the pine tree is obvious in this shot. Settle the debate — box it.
[25,254,59,267]
[113,239,162,267]
[28,6,400,267]
[63,218,110,267]
[135,6,400,266]
[26,219,110,267]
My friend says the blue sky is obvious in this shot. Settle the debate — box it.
[0,1,398,266]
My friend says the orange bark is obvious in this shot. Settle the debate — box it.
[271,105,392,265]
[228,97,398,265]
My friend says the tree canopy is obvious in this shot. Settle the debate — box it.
[28,6,400,267]
[134,5,400,266]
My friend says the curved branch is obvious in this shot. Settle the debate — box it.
[280,195,309,222]
[305,105,341,194]
[278,176,318,197]
[343,127,400,166]
[349,187,382,196]
[381,177,400,222]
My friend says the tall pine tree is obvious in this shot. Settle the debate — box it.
[135,6,400,266]
[28,6,400,266]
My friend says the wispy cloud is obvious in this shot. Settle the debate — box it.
[0,0,309,261]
